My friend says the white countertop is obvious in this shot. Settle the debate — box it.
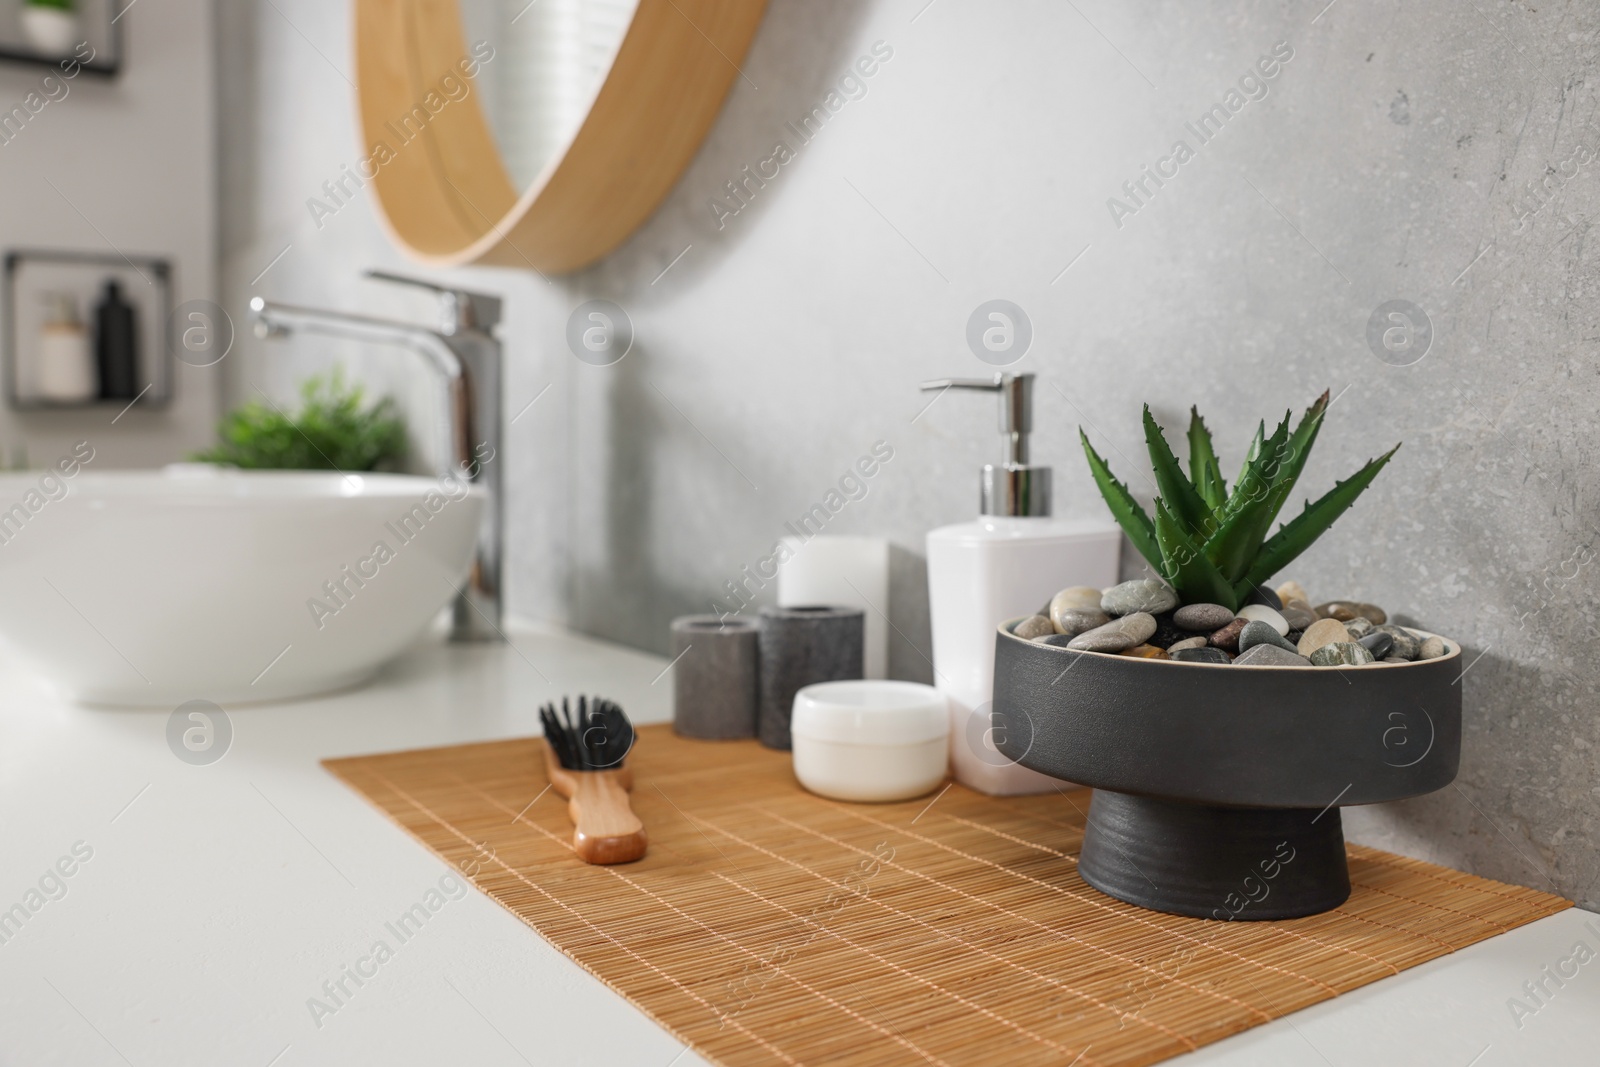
[0,622,1594,1067]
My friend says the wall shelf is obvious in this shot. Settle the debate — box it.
[3,248,173,412]
[0,0,124,80]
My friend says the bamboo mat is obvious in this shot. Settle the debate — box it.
[325,726,1568,1067]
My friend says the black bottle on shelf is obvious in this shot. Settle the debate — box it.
[95,280,140,400]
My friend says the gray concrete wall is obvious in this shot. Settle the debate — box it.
[222,0,1600,907]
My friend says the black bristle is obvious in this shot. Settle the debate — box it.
[540,694,634,771]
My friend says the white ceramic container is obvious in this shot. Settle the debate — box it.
[790,680,949,802]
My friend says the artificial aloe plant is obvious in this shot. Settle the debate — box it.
[1080,391,1398,611]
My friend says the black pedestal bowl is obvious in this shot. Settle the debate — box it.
[992,622,1462,920]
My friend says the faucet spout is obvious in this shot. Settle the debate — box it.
[248,286,504,642]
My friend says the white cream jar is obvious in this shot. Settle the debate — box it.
[790,681,950,802]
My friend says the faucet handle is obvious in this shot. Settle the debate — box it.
[365,269,502,335]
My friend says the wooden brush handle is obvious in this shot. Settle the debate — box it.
[567,770,647,865]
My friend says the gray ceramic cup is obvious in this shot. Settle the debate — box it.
[757,606,865,750]
[670,615,760,740]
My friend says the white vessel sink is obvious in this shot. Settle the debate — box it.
[0,468,484,705]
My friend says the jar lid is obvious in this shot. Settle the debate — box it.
[791,681,949,746]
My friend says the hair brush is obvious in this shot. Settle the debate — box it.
[538,696,646,864]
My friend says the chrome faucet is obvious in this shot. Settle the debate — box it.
[249,270,504,641]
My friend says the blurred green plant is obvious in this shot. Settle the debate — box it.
[1080,392,1399,611]
[193,370,407,472]
[25,0,75,11]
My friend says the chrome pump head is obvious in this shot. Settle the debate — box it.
[918,372,1051,517]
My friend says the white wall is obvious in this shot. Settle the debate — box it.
[0,0,217,468]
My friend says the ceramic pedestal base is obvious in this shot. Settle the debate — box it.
[1079,791,1351,920]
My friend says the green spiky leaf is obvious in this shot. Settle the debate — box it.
[1238,444,1402,596]
[1154,500,1238,610]
[1205,411,1293,581]
[1081,392,1400,609]
[1257,390,1330,520]
[1187,407,1228,512]
[1143,406,1213,542]
[1235,420,1265,493]
[1080,429,1161,572]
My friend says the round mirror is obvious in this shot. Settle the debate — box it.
[354,0,766,274]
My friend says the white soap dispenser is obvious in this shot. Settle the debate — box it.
[922,372,1121,795]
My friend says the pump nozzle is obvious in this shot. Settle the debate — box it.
[918,372,1051,517]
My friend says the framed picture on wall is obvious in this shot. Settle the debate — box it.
[0,0,122,78]
[3,248,172,411]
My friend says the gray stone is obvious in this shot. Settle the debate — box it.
[1234,643,1313,667]
[1358,632,1394,658]
[1238,620,1298,654]
[1171,646,1231,664]
[1067,612,1157,652]
[1173,602,1235,631]
[1237,603,1289,635]
[1167,635,1208,652]
[1344,617,1376,639]
[1280,604,1317,631]
[1243,586,1283,610]
[1101,579,1178,617]
[1418,635,1448,660]
[1052,608,1111,638]
[1033,633,1075,646]
[1013,614,1055,640]
[1309,642,1377,667]
[1378,624,1422,660]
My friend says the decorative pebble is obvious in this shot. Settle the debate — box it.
[1280,603,1317,631]
[1309,642,1376,666]
[1357,632,1394,658]
[1238,620,1298,654]
[1285,629,1305,646]
[1033,634,1077,647]
[1297,618,1352,658]
[1168,636,1208,652]
[1316,601,1388,625]
[1101,579,1179,617]
[1013,615,1055,640]
[1171,646,1231,664]
[1119,644,1170,660]
[1243,586,1283,610]
[1067,612,1157,652]
[1234,643,1313,667]
[1237,604,1289,636]
[1050,585,1105,619]
[1377,624,1421,660]
[1174,603,1235,631]
[1418,635,1448,660]
[1053,608,1111,638]
[1344,617,1376,640]
[1382,654,1408,663]
[1208,617,1249,653]
[1276,580,1310,606]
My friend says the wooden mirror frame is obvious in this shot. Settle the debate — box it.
[354,0,767,274]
